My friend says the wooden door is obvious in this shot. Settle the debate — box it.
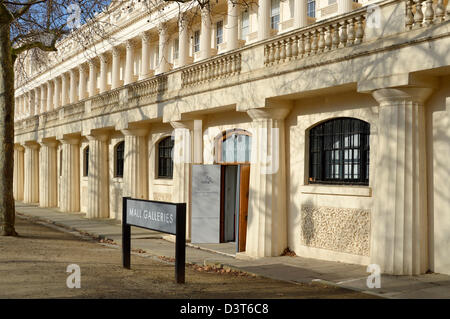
[238,164,250,252]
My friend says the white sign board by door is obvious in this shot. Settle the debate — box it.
[191,164,221,243]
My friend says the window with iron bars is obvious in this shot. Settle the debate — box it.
[309,118,370,185]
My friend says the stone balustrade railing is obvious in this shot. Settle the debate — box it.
[264,9,366,66]
[181,53,242,88]
[406,0,449,30]
[91,89,120,111]
[128,75,168,108]
[64,101,85,118]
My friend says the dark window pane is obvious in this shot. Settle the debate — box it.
[158,136,174,178]
[309,118,370,185]
[115,141,124,177]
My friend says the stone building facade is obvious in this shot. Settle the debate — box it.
[13,0,450,276]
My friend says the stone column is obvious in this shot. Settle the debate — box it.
[338,0,353,14]
[157,23,170,74]
[294,0,308,28]
[34,87,40,115]
[27,91,34,117]
[111,46,122,89]
[61,73,69,106]
[371,87,432,275]
[88,59,98,97]
[60,137,80,212]
[47,80,53,111]
[121,128,148,199]
[200,6,212,60]
[170,121,193,239]
[78,64,87,101]
[140,32,151,80]
[227,0,239,51]
[69,69,78,104]
[23,143,40,203]
[40,84,46,113]
[258,0,271,41]
[13,145,24,201]
[178,13,190,67]
[87,134,109,218]
[245,105,291,257]
[99,53,109,93]
[124,39,135,85]
[53,77,61,109]
[38,140,58,207]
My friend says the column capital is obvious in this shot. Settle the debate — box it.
[78,63,88,72]
[24,141,40,149]
[38,139,59,147]
[247,105,292,121]
[60,136,80,145]
[121,127,149,137]
[14,143,25,151]
[99,52,109,63]
[158,21,168,33]
[372,87,434,105]
[88,58,99,68]
[86,131,110,142]
[112,46,123,57]
[141,31,151,43]
[125,39,137,50]
[170,120,194,130]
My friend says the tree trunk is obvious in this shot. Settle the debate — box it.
[0,22,17,236]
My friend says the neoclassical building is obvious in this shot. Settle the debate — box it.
[12,0,450,276]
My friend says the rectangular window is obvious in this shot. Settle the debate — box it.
[194,30,200,53]
[271,0,280,30]
[241,10,249,40]
[173,38,179,60]
[216,20,223,48]
[307,0,316,18]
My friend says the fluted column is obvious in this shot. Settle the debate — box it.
[111,46,122,89]
[140,32,151,80]
[27,91,34,117]
[38,140,58,207]
[61,73,69,106]
[87,134,109,218]
[34,87,40,115]
[170,121,193,240]
[245,105,291,257]
[200,6,212,60]
[40,84,46,113]
[69,69,78,103]
[53,77,61,109]
[178,13,190,67]
[124,40,135,85]
[23,143,40,203]
[157,23,170,74]
[121,128,148,200]
[13,145,24,201]
[99,53,108,94]
[60,137,80,212]
[47,80,53,111]
[294,0,308,28]
[227,0,239,51]
[371,87,432,275]
[88,59,98,97]
[338,0,353,14]
[258,0,271,40]
[78,64,87,101]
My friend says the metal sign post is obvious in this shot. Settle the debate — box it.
[122,197,186,284]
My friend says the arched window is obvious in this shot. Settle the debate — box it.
[115,141,124,178]
[83,146,89,177]
[217,129,252,164]
[309,118,370,185]
[157,136,174,179]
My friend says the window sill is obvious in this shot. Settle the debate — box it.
[153,178,173,186]
[300,185,372,197]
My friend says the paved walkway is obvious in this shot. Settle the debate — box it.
[15,202,450,299]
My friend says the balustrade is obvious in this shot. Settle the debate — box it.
[406,0,448,30]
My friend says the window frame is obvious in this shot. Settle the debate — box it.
[270,0,280,30]
[307,0,316,18]
[308,117,370,186]
[216,20,223,48]
[241,10,250,40]
[114,141,125,178]
[83,146,89,177]
[157,136,174,179]
[193,30,200,53]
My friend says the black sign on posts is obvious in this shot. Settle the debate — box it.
[122,197,186,284]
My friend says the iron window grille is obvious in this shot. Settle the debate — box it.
[309,118,370,185]
[115,141,124,178]
[158,136,174,179]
